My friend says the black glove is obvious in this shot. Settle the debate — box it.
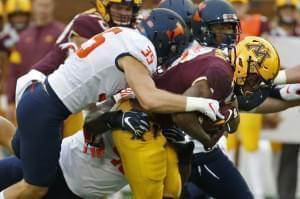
[162,127,187,144]
[84,109,149,139]
[109,109,150,139]
[162,127,195,164]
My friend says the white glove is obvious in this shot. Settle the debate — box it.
[186,97,224,121]
[279,84,300,101]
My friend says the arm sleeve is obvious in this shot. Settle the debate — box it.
[72,14,107,39]
[237,86,271,111]
[268,86,284,100]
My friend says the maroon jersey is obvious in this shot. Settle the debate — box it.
[31,9,108,75]
[154,45,234,103]
[6,21,64,103]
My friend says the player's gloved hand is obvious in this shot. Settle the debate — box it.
[83,132,105,158]
[224,106,240,134]
[279,84,300,101]
[109,109,149,139]
[162,127,195,164]
[186,97,224,121]
[84,109,149,139]
[162,127,187,144]
[113,88,135,103]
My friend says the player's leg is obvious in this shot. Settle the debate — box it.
[2,81,71,199]
[45,166,82,199]
[182,182,209,199]
[112,100,167,199]
[226,133,238,163]
[11,128,21,158]
[186,146,253,199]
[0,157,23,190]
[277,144,299,199]
[0,153,81,198]
[163,144,181,198]
[239,113,263,199]
[62,112,84,138]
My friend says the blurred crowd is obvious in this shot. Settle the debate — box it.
[0,0,300,198]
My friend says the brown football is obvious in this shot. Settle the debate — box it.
[198,103,237,135]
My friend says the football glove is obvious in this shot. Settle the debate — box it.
[162,127,195,164]
[114,109,149,139]
[84,109,149,139]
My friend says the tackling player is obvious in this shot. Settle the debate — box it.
[24,0,142,137]
[1,9,222,199]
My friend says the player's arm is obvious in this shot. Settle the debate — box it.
[70,35,88,48]
[274,65,300,85]
[118,56,222,121]
[249,97,300,113]
[61,13,107,51]
[171,80,213,148]
[83,92,149,142]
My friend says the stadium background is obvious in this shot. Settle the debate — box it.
[50,0,275,23]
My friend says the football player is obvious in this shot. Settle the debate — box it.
[5,0,31,33]
[0,0,31,53]
[106,1,239,198]
[161,0,300,198]
[1,9,222,199]
[0,91,143,197]
[26,0,142,138]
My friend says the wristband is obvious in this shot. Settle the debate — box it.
[0,191,5,199]
[274,70,287,85]
[185,97,205,112]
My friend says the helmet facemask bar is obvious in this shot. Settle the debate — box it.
[96,0,141,27]
[109,2,134,26]
[107,0,141,28]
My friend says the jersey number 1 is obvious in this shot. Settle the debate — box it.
[77,27,122,58]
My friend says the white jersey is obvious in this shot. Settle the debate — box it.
[59,131,127,198]
[48,27,157,113]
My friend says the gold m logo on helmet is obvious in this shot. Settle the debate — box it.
[246,43,270,68]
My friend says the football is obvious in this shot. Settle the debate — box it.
[198,103,239,135]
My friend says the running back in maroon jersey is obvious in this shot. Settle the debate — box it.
[154,45,234,103]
